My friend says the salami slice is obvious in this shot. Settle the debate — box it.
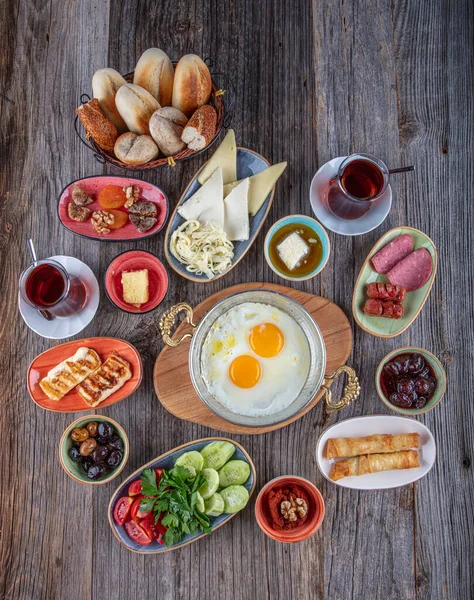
[387,248,433,291]
[370,234,414,274]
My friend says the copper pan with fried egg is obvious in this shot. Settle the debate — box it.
[158,289,359,428]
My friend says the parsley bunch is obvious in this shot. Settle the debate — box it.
[140,466,212,547]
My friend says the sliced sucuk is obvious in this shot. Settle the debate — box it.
[363,299,383,316]
[387,248,433,291]
[370,234,414,274]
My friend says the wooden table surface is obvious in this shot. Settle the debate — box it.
[1,1,473,599]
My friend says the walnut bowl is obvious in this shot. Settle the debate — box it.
[254,475,325,543]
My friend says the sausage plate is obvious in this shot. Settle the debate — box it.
[352,226,438,337]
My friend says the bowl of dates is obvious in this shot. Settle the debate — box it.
[376,347,446,415]
[59,416,129,485]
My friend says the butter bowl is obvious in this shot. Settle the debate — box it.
[264,215,330,281]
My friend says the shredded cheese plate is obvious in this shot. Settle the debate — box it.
[170,220,234,279]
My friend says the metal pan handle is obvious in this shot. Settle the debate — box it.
[320,365,360,410]
[159,302,198,347]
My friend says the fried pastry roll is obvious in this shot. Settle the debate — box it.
[329,450,420,481]
[326,433,420,460]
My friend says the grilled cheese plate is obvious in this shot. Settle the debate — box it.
[39,348,102,401]
[76,352,132,407]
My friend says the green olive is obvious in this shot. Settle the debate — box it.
[79,438,97,457]
[70,428,89,443]
[86,421,99,437]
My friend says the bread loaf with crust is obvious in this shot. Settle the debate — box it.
[76,98,118,154]
[172,55,212,117]
[181,105,217,150]
[133,48,174,106]
[92,68,128,132]
[115,83,161,135]
[114,132,159,165]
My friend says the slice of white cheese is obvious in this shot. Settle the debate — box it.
[223,162,287,216]
[277,232,309,271]
[198,129,237,185]
[223,178,250,241]
[178,167,223,224]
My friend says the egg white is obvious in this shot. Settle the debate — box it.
[200,302,310,416]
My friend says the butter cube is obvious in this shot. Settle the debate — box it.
[121,269,149,307]
[277,232,309,271]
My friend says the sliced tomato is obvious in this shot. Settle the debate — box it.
[154,468,164,484]
[130,496,144,521]
[124,520,152,546]
[113,496,133,526]
[137,502,151,519]
[141,513,166,545]
[128,480,143,497]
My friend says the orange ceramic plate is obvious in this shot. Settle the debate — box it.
[27,337,142,412]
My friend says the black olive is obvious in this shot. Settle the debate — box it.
[106,450,123,469]
[108,436,124,452]
[68,446,83,462]
[91,445,110,464]
[82,457,94,473]
[96,436,109,446]
[87,464,106,480]
[97,422,114,440]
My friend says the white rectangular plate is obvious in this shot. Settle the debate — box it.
[316,415,436,489]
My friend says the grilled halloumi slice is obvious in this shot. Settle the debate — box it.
[39,348,102,401]
[76,352,132,407]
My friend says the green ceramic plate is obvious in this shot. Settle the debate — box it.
[375,346,446,415]
[352,226,438,338]
[59,415,129,485]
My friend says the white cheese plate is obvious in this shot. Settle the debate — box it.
[316,415,436,490]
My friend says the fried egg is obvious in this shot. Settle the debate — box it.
[201,302,310,416]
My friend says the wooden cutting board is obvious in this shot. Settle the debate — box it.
[153,283,353,434]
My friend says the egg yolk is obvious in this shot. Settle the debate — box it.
[249,323,284,358]
[229,355,262,388]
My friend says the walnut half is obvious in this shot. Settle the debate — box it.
[123,185,140,208]
[280,497,308,522]
[91,210,114,234]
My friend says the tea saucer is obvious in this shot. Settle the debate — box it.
[309,156,392,236]
[18,255,100,339]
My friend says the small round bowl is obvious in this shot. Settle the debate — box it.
[264,215,330,281]
[376,346,447,416]
[254,475,325,543]
[105,250,169,314]
[59,415,129,485]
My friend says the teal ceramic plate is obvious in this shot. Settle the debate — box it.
[107,437,256,553]
[352,226,438,337]
[164,148,277,283]
[264,215,330,281]
[375,346,446,415]
[59,415,129,485]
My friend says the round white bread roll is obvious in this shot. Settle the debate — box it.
[133,48,174,107]
[115,83,161,135]
[92,68,128,132]
[114,132,159,165]
[172,55,212,117]
[149,107,188,156]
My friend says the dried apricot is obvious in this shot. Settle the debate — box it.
[98,185,127,209]
[107,209,129,229]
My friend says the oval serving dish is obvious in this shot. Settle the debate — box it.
[165,148,277,283]
[316,415,436,490]
[27,337,143,412]
[58,175,169,242]
[352,226,438,338]
[108,437,256,554]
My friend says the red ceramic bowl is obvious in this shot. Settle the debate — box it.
[255,476,325,543]
[105,250,169,314]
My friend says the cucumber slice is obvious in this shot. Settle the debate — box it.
[200,441,236,470]
[195,491,205,513]
[220,485,249,514]
[218,460,251,488]
[175,450,204,473]
[199,468,220,499]
[178,465,196,480]
[204,492,225,517]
